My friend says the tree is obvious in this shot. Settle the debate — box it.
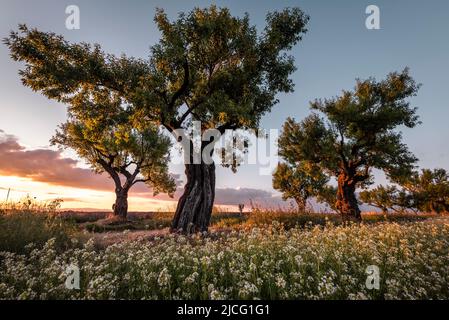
[315,185,338,213]
[145,6,309,233]
[408,169,449,213]
[278,69,420,221]
[359,185,405,214]
[360,169,449,214]
[51,103,175,219]
[273,161,329,212]
[4,6,309,233]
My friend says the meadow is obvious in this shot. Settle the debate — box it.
[1,201,448,300]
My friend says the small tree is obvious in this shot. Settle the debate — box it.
[273,161,329,212]
[315,185,338,213]
[278,69,420,221]
[360,169,449,214]
[402,168,449,213]
[51,104,175,219]
[359,185,406,214]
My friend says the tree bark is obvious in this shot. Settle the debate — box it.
[336,173,362,222]
[295,197,307,213]
[171,162,216,234]
[113,188,129,219]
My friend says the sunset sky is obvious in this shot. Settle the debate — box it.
[1,0,448,211]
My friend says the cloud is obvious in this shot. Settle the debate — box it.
[0,131,116,191]
[0,130,175,195]
[214,188,277,205]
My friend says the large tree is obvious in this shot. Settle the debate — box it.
[4,6,309,233]
[144,6,308,233]
[278,69,420,221]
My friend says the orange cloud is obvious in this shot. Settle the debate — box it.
[0,130,118,191]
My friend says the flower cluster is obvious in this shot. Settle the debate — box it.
[1,220,448,300]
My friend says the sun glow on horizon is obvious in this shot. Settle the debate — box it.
[0,175,179,211]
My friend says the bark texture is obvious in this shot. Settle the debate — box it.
[336,172,362,222]
[171,162,216,234]
[295,198,307,213]
[113,188,129,219]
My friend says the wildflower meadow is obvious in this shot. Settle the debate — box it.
[1,217,448,300]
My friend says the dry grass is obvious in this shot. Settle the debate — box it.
[0,196,441,252]
[0,198,81,254]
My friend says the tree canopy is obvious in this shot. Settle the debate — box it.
[273,161,329,212]
[4,6,308,135]
[361,168,449,214]
[144,6,308,135]
[278,69,421,220]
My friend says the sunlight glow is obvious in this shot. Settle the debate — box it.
[0,175,178,211]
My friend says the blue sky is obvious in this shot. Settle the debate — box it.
[0,0,448,209]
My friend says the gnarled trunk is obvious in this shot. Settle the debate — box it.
[336,173,362,222]
[295,197,307,213]
[113,188,129,219]
[171,162,216,234]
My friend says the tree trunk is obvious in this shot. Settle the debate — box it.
[336,173,362,222]
[113,188,129,219]
[171,162,216,234]
[295,197,307,213]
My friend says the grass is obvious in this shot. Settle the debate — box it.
[0,200,80,254]
[66,209,439,234]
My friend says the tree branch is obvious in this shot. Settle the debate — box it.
[217,122,239,135]
[97,158,122,188]
[336,126,349,171]
[177,99,204,126]
[132,176,154,186]
[168,59,190,110]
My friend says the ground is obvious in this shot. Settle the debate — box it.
[1,209,448,299]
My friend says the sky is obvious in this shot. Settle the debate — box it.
[0,0,448,211]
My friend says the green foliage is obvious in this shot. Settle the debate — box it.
[362,168,449,213]
[4,24,176,201]
[148,6,308,132]
[3,24,148,104]
[51,112,176,197]
[278,70,420,215]
[360,185,399,213]
[315,185,338,212]
[405,168,449,213]
[360,185,411,213]
[281,69,420,181]
[4,6,308,170]
[272,161,329,211]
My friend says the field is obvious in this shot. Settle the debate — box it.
[1,207,448,300]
